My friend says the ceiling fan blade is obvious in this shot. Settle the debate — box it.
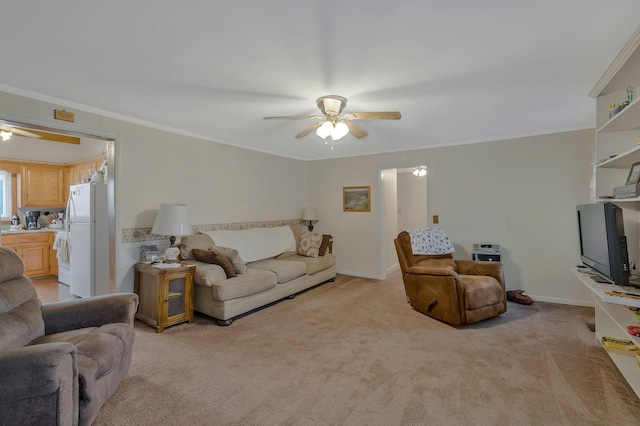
[264,115,324,120]
[344,111,401,120]
[295,122,322,138]
[0,125,41,138]
[345,121,368,139]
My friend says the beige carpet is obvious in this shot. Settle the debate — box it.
[94,271,640,426]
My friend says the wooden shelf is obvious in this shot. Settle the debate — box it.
[572,268,640,398]
[596,144,640,169]
[597,97,640,134]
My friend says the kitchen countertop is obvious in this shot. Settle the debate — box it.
[1,229,60,235]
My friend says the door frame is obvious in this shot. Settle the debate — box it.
[0,117,118,293]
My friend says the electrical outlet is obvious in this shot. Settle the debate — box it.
[433,215,439,224]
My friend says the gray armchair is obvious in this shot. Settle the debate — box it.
[0,247,138,425]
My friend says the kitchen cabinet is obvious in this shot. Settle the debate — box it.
[19,164,65,207]
[67,159,103,187]
[2,232,56,278]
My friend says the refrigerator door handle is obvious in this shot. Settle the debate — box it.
[65,190,75,254]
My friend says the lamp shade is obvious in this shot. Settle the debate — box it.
[152,203,192,237]
[316,121,333,139]
[332,121,349,140]
[302,208,319,221]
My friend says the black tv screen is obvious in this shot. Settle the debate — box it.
[576,203,630,286]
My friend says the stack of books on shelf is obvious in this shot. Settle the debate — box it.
[601,336,638,359]
[603,289,640,308]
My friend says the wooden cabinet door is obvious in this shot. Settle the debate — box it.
[1,234,17,253]
[20,164,65,207]
[20,242,50,277]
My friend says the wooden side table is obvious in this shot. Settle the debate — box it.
[134,262,195,333]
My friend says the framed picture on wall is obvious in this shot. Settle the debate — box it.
[625,161,640,185]
[343,186,371,212]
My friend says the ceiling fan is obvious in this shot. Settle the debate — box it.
[0,124,41,141]
[264,95,401,142]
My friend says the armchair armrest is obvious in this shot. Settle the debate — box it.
[455,260,505,288]
[407,266,459,277]
[42,293,139,335]
[0,342,77,425]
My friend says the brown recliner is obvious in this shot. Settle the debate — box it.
[394,231,506,325]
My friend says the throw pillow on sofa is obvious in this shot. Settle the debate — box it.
[180,233,215,260]
[192,248,237,278]
[298,231,323,258]
[319,234,332,256]
[212,246,247,274]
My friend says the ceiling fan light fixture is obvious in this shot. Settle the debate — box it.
[316,121,333,139]
[412,166,427,177]
[0,130,12,141]
[332,121,349,140]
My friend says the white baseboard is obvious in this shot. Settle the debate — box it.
[335,269,382,280]
[528,295,594,307]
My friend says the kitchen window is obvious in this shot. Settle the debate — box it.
[0,170,11,220]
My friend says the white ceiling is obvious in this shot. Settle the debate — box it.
[1,1,639,161]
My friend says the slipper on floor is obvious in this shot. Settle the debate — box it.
[507,289,533,305]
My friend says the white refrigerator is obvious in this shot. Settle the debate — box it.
[66,182,109,298]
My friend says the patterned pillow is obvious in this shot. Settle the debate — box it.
[407,228,455,255]
[192,248,237,278]
[298,231,323,258]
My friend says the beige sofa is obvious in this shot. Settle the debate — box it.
[180,225,336,325]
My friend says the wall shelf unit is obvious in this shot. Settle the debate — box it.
[572,268,640,398]
[585,25,640,400]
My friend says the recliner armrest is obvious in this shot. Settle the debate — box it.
[42,293,139,335]
[0,342,77,424]
[406,266,459,277]
[455,260,505,288]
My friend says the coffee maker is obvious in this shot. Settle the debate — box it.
[25,211,41,230]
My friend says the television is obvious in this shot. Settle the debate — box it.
[576,202,630,286]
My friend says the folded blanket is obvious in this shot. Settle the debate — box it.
[205,226,296,263]
[53,233,70,264]
[407,228,455,255]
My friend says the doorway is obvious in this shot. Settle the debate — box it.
[379,166,428,278]
[0,118,117,299]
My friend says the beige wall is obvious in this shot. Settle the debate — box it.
[382,169,398,276]
[1,90,597,304]
[307,130,595,304]
[0,91,307,292]
[397,171,428,233]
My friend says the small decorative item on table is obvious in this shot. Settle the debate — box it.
[609,102,621,119]
[627,85,635,103]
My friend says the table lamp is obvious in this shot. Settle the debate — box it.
[152,203,192,262]
[302,207,318,232]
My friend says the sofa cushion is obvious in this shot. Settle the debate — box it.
[192,248,236,278]
[207,269,278,302]
[180,233,215,260]
[29,322,132,400]
[248,259,306,284]
[276,253,336,276]
[298,231,323,258]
